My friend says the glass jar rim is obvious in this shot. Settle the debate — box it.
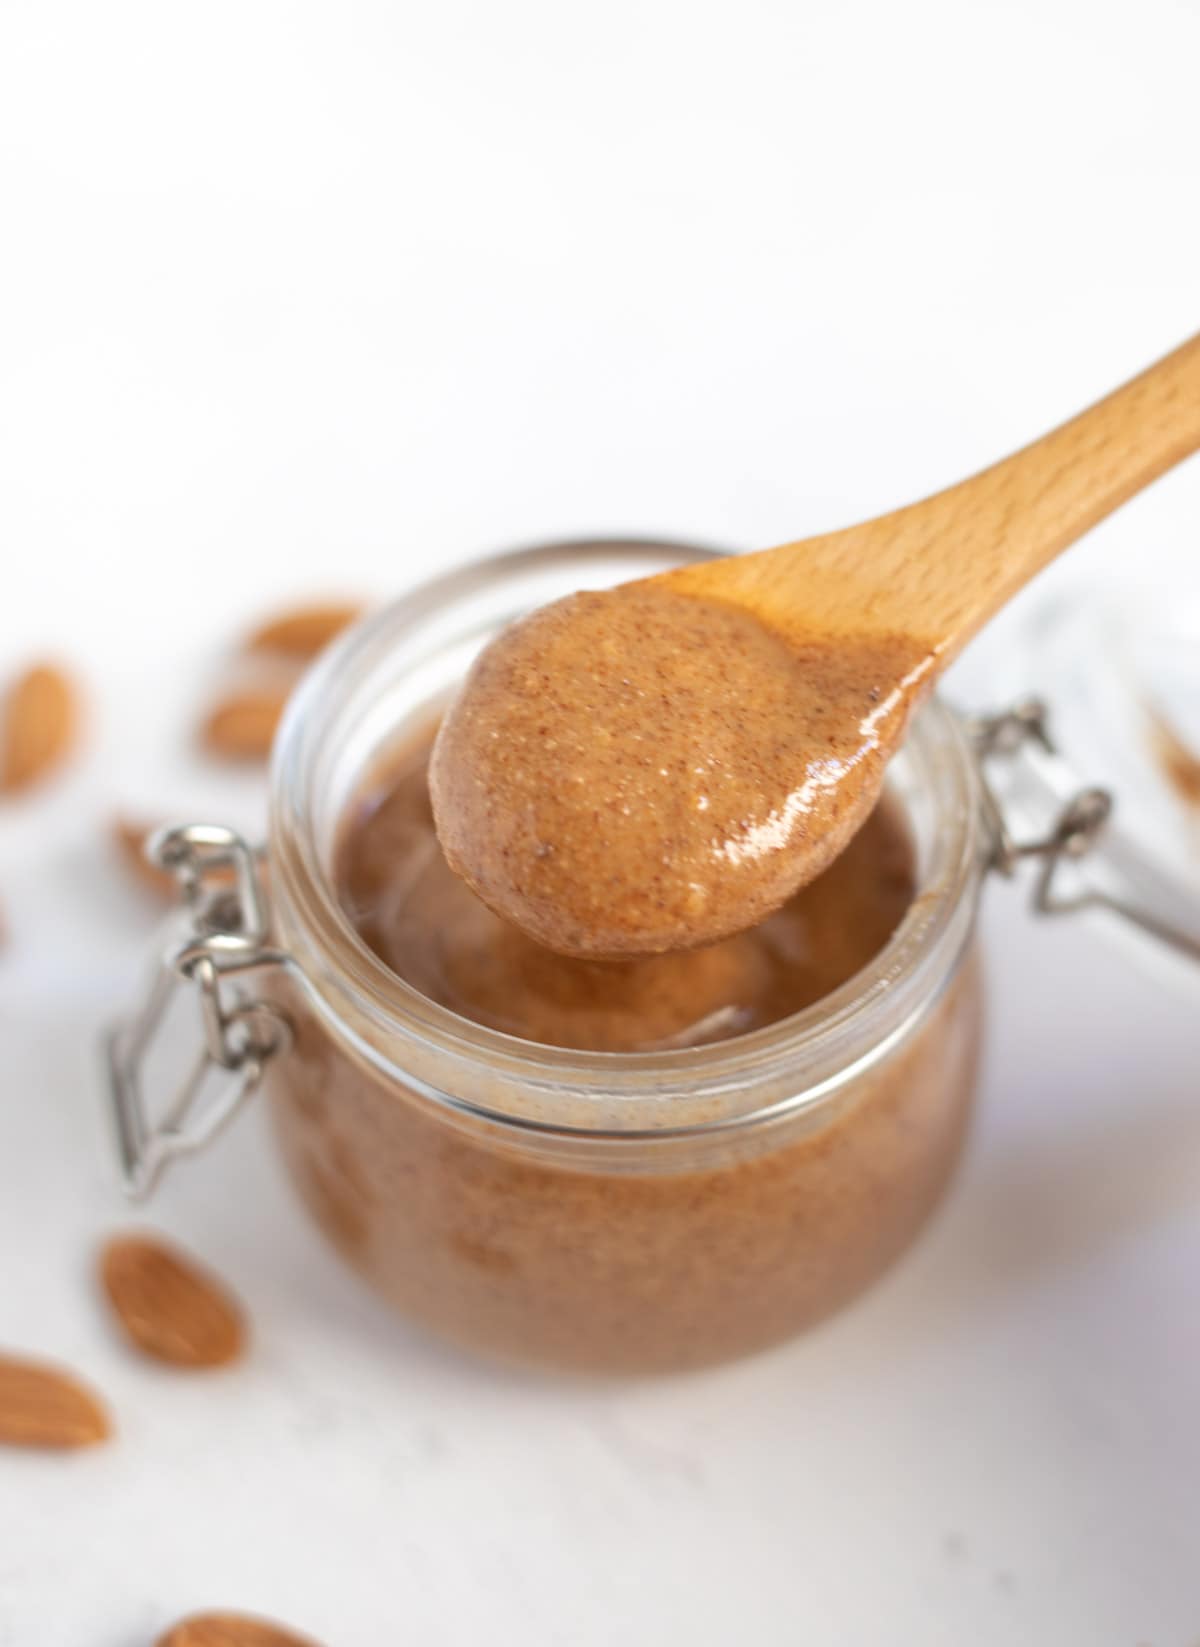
[268,538,985,1139]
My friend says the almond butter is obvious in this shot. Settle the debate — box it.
[155,1614,322,1647]
[0,1351,111,1448]
[0,662,78,793]
[246,601,364,660]
[99,1232,246,1368]
[200,687,291,761]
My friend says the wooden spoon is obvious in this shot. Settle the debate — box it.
[431,333,1200,959]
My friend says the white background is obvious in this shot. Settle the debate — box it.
[2,2,1200,1643]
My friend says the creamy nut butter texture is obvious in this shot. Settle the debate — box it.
[263,720,982,1373]
[342,727,915,1052]
[429,584,924,958]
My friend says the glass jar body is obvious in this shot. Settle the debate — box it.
[266,956,982,1373]
[264,539,988,1373]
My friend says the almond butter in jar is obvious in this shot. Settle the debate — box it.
[259,540,986,1374]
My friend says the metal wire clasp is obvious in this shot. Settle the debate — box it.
[968,698,1114,911]
[968,699,1200,967]
[105,825,292,1199]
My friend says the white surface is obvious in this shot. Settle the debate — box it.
[2,1,1200,1643]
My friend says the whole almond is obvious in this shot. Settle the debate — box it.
[99,1233,246,1368]
[112,817,178,899]
[1151,708,1200,807]
[0,1351,111,1448]
[246,601,364,660]
[112,817,240,901]
[155,1614,322,1647]
[200,687,291,761]
[0,662,78,793]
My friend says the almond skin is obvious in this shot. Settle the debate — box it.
[0,1352,111,1448]
[155,1614,322,1647]
[246,601,364,660]
[99,1233,246,1368]
[200,687,291,761]
[0,662,78,793]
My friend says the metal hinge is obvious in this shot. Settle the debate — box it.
[968,698,1200,964]
[105,824,291,1199]
[968,698,1114,910]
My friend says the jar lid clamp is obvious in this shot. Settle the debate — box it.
[106,825,291,1197]
[971,699,1200,967]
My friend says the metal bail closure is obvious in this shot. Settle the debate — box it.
[105,824,292,1199]
[969,699,1113,896]
[968,699,1200,965]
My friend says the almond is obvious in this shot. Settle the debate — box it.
[0,662,78,793]
[200,687,291,761]
[112,817,178,899]
[1150,707,1200,807]
[112,817,241,901]
[246,601,364,660]
[155,1614,322,1647]
[99,1232,246,1368]
[0,1351,111,1448]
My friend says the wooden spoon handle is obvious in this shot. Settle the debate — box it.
[666,332,1200,658]
[895,329,1200,654]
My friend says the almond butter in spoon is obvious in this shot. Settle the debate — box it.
[432,333,1200,958]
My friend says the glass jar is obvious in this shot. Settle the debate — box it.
[126,535,1200,1375]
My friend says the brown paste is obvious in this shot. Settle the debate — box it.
[262,719,982,1374]
[430,583,922,958]
[340,726,916,1052]
[267,960,980,1374]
